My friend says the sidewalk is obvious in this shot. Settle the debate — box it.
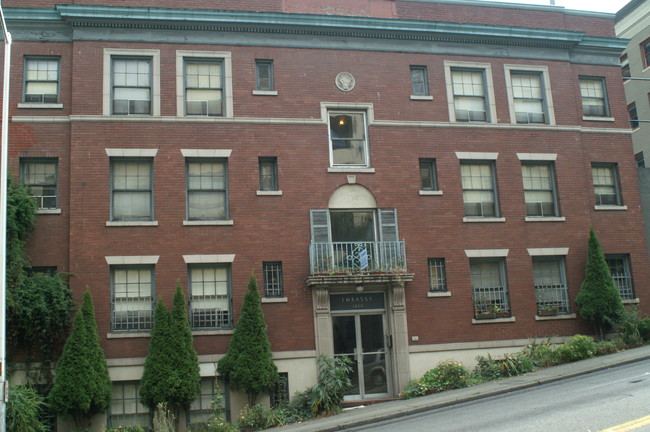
[268,344,650,432]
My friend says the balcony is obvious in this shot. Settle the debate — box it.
[308,241,413,287]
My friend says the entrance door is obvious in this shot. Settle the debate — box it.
[332,314,389,399]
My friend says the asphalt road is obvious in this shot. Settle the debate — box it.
[349,359,650,432]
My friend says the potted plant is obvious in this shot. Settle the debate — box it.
[538,304,559,316]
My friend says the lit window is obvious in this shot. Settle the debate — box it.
[111,158,153,221]
[111,266,154,331]
[328,111,369,167]
[410,65,429,96]
[592,163,622,206]
[521,162,558,217]
[428,258,447,292]
[23,57,59,103]
[263,262,283,297]
[20,158,58,209]
[256,59,274,91]
[186,159,228,220]
[189,265,231,329]
[112,58,152,115]
[461,161,498,217]
[580,77,609,117]
[185,59,223,116]
[533,256,569,314]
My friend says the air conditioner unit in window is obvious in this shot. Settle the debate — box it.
[113,99,151,115]
[516,111,545,124]
[187,100,209,116]
[584,104,605,117]
[596,193,618,206]
[25,93,57,103]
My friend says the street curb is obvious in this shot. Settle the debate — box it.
[267,345,650,432]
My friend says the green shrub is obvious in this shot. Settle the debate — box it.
[105,426,145,432]
[520,339,556,368]
[474,353,534,381]
[238,403,288,430]
[616,307,649,347]
[401,360,470,399]
[188,417,238,432]
[595,338,626,356]
[7,384,47,432]
[553,335,597,363]
[638,318,650,341]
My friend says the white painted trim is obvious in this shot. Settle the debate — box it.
[517,153,557,161]
[105,255,160,265]
[36,209,61,215]
[527,247,569,256]
[256,190,283,196]
[105,148,158,157]
[427,291,451,297]
[320,101,375,124]
[524,216,566,222]
[106,221,159,227]
[18,103,63,109]
[465,249,509,258]
[419,190,443,196]
[410,95,433,101]
[103,48,161,116]
[472,317,516,324]
[182,254,236,264]
[594,205,628,211]
[176,50,234,118]
[503,64,555,126]
[408,336,572,354]
[327,167,375,173]
[253,90,278,96]
[183,220,234,226]
[535,313,577,321]
[106,332,150,339]
[261,297,288,303]
[623,298,640,305]
[463,217,506,223]
[443,60,497,124]
[583,116,615,122]
[180,149,232,158]
[455,151,498,160]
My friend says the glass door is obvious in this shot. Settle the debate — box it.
[332,313,389,399]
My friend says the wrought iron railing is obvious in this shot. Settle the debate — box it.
[309,241,407,275]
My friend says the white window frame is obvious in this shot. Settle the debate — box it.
[444,61,497,124]
[592,162,626,210]
[504,64,555,125]
[20,56,62,109]
[176,50,233,117]
[321,102,375,172]
[20,157,59,212]
[580,76,611,120]
[103,48,160,116]
[521,161,559,218]
[456,152,503,222]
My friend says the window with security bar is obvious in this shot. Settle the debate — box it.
[471,259,510,318]
[112,57,151,115]
[580,77,609,117]
[605,254,635,301]
[591,163,621,206]
[451,69,488,122]
[263,262,284,297]
[108,381,150,429]
[521,162,558,217]
[111,158,153,221]
[510,72,546,124]
[186,159,228,220]
[185,59,224,116]
[23,57,59,103]
[20,158,58,209]
[461,161,498,217]
[189,265,231,329]
[532,256,569,314]
[187,377,230,425]
[111,266,154,331]
[428,258,447,292]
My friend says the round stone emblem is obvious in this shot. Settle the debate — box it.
[335,72,356,92]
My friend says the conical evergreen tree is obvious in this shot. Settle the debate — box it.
[81,291,112,414]
[217,275,278,405]
[576,228,625,339]
[140,300,175,409]
[49,299,93,429]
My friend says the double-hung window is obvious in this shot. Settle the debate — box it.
[255,59,274,91]
[532,256,569,314]
[521,162,558,217]
[451,69,488,122]
[23,57,59,104]
[328,111,369,168]
[112,57,152,115]
[505,66,554,125]
[592,163,622,206]
[605,254,634,301]
[460,161,498,218]
[628,103,640,129]
[259,157,279,191]
[263,262,284,297]
[186,159,227,220]
[109,382,150,429]
[410,65,429,96]
[185,59,223,116]
[188,378,229,424]
[643,39,650,68]
[419,158,438,191]
[580,77,609,118]
[20,158,58,209]
[111,266,154,332]
[111,158,153,221]
[620,54,630,80]
[428,258,447,292]
[470,258,510,318]
[189,264,231,329]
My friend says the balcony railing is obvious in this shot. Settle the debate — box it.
[309,241,407,275]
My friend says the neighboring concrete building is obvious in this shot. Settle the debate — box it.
[616,0,650,167]
[2,0,648,429]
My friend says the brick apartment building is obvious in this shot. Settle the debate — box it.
[2,0,648,429]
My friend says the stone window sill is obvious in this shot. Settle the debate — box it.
[262,297,288,303]
[472,316,516,324]
[419,190,443,196]
[427,291,451,298]
[190,329,234,336]
[535,313,577,321]
[183,220,234,226]
[594,205,627,211]
[410,95,433,101]
[463,217,506,223]
[252,90,278,96]
[623,298,640,305]
[106,221,159,227]
[18,103,63,109]
[525,216,566,222]
[257,190,283,196]
[37,208,62,215]
[107,332,150,339]
[583,116,614,122]
[328,167,375,173]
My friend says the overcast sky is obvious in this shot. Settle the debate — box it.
[477,0,632,13]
